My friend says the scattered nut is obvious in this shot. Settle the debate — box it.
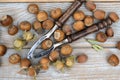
[73,11,85,21]
[0,45,7,56]
[94,10,106,20]
[42,19,54,30]
[41,39,53,50]
[33,20,42,32]
[28,66,37,77]
[9,54,21,64]
[62,25,72,35]
[54,29,65,42]
[37,11,48,22]
[76,54,88,63]
[23,31,34,41]
[20,58,31,69]
[85,1,96,11]
[54,60,64,71]
[49,50,59,62]
[27,4,39,14]
[96,32,107,42]
[50,8,62,19]
[108,54,119,66]
[84,16,94,26]
[106,27,114,37]
[73,21,85,31]
[8,25,18,35]
[116,41,120,50]
[109,12,119,22]
[61,44,73,56]
[0,15,13,27]
[19,21,31,31]
[65,56,74,67]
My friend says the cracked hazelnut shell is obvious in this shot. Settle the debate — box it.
[41,39,53,50]
[28,66,37,77]
[50,8,62,19]
[0,45,7,56]
[8,25,18,35]
[33,20,42,31]
[42,19,54,30]
[20,58,31,69]
[108,54,119,66]
[37,11,48,22]
[49,50,59,62]
[62,25,72,35]
[73,21,85,31]
[9,54,21,64]
[19,21,31,31]
[96,32,107,42]
[27,4,39,14]
[73,11,85,21]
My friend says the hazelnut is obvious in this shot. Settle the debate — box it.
[65,56,74,67]
[0,45,7,56]
[106,27,114,37]
[96,32,107,42]
[23,31,34,41]
[33,20,42,32]
[73,21,85,31]
[94,10,106,20]
[20,58,31,69]
[28,66,37,77]
[108,54,119,66]
[37,11,48,22]
[41,39,53,50]
[73,11,85,21]
[49,50,59,62]
[50,8,62,19]
[27,4,39,14]
[9,54,21,64]
[54,60,64,71]
[19,21,31,31]
[85,1,96,11]
[116,41,120,50]
[62,25,72,35]
[0,15,13,27]
[84,16,94,26]
[8,25,18,35]
[109,12,119,22]
[42,19,54,30]
[76,54,88,63]
[54,29,65,42]
[60,44,73,56]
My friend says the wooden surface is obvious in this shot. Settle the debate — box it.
[0,1,120,80]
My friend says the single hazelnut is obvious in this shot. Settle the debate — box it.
[106,27,114,37]
[50,8,62,19]
[0,15,13,27]
[9,54,21,64]
[77,54,88,63]
[54,60,64,71]
[42,19,54,30]
[116,41,120,50]
[85,1,96,11]
[28,66,37,77]
[65,56,74,67]
[73,21,85,31]
[33,20,42,31]
[0,45,7,56]
[94,10,106,20]
[62,25,72,35]
[20,58,31,69]
[37,11,48,22]
[60,44,73,56]
[96,32,107,42]
[19,21,31,31]
[41,39,53,50]
[73,11,85,21]
[109,12,119,22]
[84,16,94,26]
[27,4,39,14]
[108,54,119,66]
[54,29,65,42]
[49,50,59,62]
[8,25,18,35]
[23,31,34,41]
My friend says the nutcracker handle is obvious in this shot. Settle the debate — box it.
[56,0,85,27]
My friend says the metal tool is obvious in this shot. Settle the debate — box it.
[33,17,114,58]
[27,0,85,59]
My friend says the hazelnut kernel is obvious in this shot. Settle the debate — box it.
[27,4,39,14]
[20,58,31,69]
[41,39,53,50]
[9,54,21,64]
[37,11,48,22]
[19,21,31,31]
[62,25,72,35]
[50,8,62,19]
[8,25,18,35]
[84,16,94,26]
[28,66,37,77]
[73,11,85,21]
[49,50,59,62]
[42,19,54,30]
[33,20,42,31]
[73,21,85,31]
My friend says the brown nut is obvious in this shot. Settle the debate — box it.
[84,16,94,26]
[42,19,54,30]
[9,54,21,64]
[76,54,88,63]
[116,41,120,50]
[60,44,73,56]
[62,25,72,35]
[20,58,31,69]
[85,1,96,11]
[109,12,119,22]
[108,54,119,66]
[54,29,65,42]
[8,25,18,35]
[41,39,53,50]
[0,45,7,56]
[50,8,62,19]
[37,11,48,22]
[94,10,106,20]
[27,4,39,14]
[73,21,85,31]
[106,27,114,37]
[28,66,37,77]
[19,21,31,31]
[49,50,59,62]
[73,11,85,21]
[33,20,42,31]
[0,15,13,27]
[96,32,107,42]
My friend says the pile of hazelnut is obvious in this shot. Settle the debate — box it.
[0,1,119,79]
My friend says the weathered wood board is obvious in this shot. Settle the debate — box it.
[0,2,120,80]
